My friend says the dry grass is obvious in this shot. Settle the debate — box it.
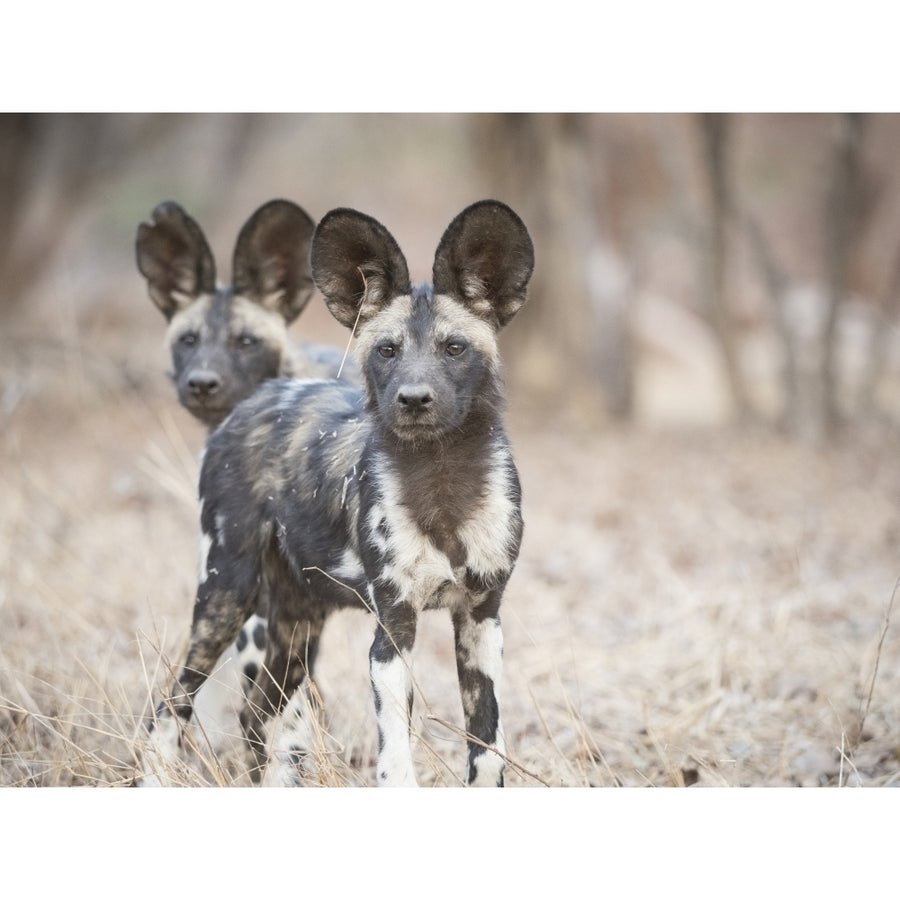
[2,327,900,791]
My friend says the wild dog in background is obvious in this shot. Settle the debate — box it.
[142,199,534,787]
[136,198,360,429]
[136,200,360,757]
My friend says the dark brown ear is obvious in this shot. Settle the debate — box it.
[311,208,411,329]
[432,199,534,329]
[136,201,216,320]
[231,200,317,324]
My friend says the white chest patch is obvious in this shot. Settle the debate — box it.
[457,443,520,581]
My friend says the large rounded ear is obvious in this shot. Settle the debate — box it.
[136,201,216,321]
[311,208,411,329]
[231,200,317,324]
[432,200,534,329]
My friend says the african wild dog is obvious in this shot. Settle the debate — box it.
[142,200,534,786]
[136,198,360,429]
[137,199,362,747]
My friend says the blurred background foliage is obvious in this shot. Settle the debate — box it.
[3,112,900,440]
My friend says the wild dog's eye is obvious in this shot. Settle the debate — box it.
[446,341,466,357]
[378,344,397,359]
[237,333,259,347]
[179,331,199,347]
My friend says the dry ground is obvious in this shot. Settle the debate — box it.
[1,321,899,789]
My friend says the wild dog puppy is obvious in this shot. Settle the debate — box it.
[136,198,360,429]
[143,200,534,787]
[137,200,361,759]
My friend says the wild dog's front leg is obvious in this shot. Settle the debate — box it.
[453,591,506,786]
[369,597,418,786]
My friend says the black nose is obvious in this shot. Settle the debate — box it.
[397,384,433,411]
[187,370,221,397]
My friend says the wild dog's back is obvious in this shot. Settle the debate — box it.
[200,377,371,607]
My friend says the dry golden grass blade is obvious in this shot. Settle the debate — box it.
[855,576,897,746]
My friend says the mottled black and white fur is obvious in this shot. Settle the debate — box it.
[142,200,534,786]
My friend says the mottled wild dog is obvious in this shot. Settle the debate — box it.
[137,200,361,745]
[143,200,534,787]
[136,198,359,429]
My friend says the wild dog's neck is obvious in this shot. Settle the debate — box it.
[371,406,507,566]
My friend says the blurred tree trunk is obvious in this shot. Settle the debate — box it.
[697,113,752,421]
[0,115,37,303]
[0,115,103,308]
[740,113,867,442]
[470,113,633,420]
[742,211,799,429]
[821,112,865,435]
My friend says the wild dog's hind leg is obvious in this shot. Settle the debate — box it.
[453,591,506,787]
[239,546,327,783]
[240,608,326,784]
[141,541,261,784]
